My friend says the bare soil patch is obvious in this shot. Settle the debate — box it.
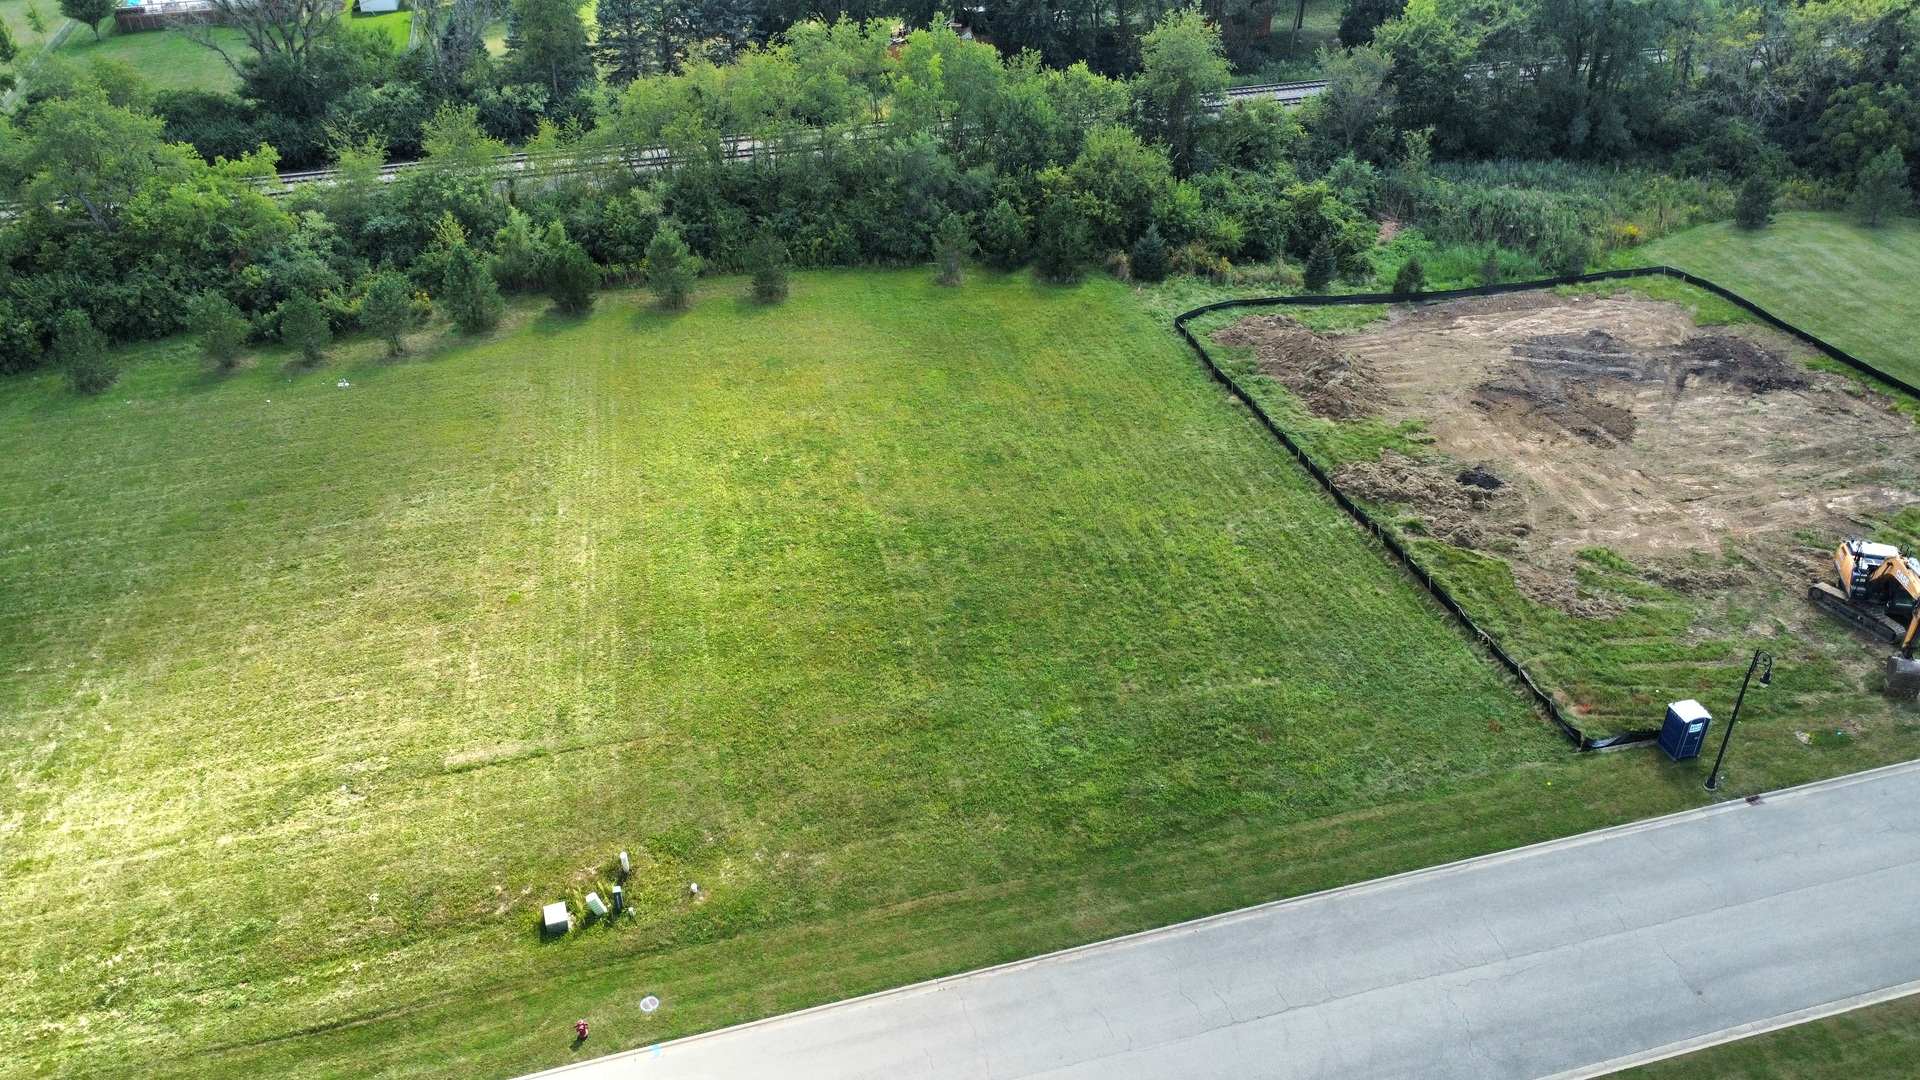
[1210,315,1384,419]
[1221,293,1920,624]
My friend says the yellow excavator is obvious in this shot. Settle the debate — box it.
[1810,539,1920,695]
[1865,554,1920,695]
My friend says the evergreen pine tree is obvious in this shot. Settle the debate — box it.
[646,223,698,309]
[691,0,751,63]
[596,0,651,85]
[540,225,600,315]
[1734,171,1776,230]
[1033,199,1092,285]
[187,291,250,372]
[279,294,332,365]
[1304,236,1336,292]
[1850,147,1913,227]
[361,273,418,356]
[979,199,1030,271]
[1391,256,1425,296]
[745,228,789,304]
[932,213,971,287]
[55,309,115,395]
[636,0,694,75]
[1129,225,1170,283]
[507,0,596,102]
[443,242,506,333]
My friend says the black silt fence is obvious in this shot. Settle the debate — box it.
[1172,266,1915,751]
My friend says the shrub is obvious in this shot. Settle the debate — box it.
[1304,236,1336,292]
[1850,147,1914,227]
[361,273,419,355]
[978,199,1029,270]
[1129,225,1171,283]
[278,293,332,364]
[1391,257,1425,295]
[442,242,505,333]
[186,291,249,372]
[745,228,789,304]
[645,223,697,310]
[1033,199,1092,284]
[1734,172,1776,230]
[55,310,115,395]
[1171,240,1229,282]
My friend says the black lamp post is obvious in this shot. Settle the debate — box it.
[1705,648,1773,792]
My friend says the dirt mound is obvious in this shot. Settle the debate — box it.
[1210,316,1382,419]
[1669,335,1810,394]
[1458,466,1503,490]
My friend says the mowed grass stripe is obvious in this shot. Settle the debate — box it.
[0,270,1546,1076]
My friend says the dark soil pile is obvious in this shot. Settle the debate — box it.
[1669,335,1811,394]
[1210,316,1383,419]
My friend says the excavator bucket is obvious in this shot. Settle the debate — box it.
[1886,654,1920,698]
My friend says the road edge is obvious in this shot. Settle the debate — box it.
[520,755,1920,1078]
[1533,977,1920,1080]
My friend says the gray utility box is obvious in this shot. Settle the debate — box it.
[542,901,570,936]
[1659,699,1712,761]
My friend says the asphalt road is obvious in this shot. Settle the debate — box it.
[529,759,1920,1080]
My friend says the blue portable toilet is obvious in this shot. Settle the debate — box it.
[1660,699,1712,761]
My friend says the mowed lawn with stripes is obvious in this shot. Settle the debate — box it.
[1,269,1690,1078]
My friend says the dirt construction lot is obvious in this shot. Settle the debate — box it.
[1213,293,1920,624]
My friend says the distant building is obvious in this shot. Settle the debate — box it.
[113,0,216,32]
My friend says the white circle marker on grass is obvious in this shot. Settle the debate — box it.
[640,995,660,1013]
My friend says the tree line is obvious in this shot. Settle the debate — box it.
[1,1,1914,392]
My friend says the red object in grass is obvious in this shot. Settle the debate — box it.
[575,1020,590,1041]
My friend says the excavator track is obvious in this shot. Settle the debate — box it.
[1807,582,1907,643]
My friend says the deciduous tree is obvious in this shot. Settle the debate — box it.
[1134,9,1229,176]
[59,0,115,43]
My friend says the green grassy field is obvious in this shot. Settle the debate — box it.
[2,270,1914,1078]
[351,9,413,48]
[0,269,1567,1077]
[1614,993,1920,1079]
[1635,211,1920,385]
[53,22,241,94]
